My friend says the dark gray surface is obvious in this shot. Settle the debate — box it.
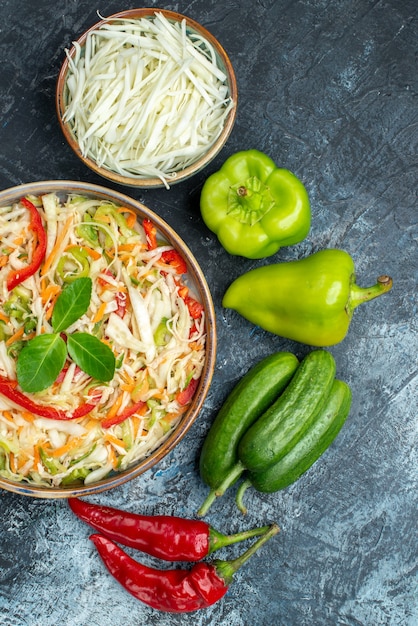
[0,1,417,625]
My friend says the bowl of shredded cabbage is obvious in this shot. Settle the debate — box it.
[0,181,216,498]
[56,8,237,189]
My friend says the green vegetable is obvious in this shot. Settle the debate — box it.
[61,467,91,485]
[67,333,115,382]
[198,350,336,513]
[3,288,37,334]
[16,334,67,393]
[52,277,92,333]
[238,350,336,471]
[16,277,115,392]
[235,379,352,513]
[0,320,10,341]
[198,352,299,516]
[56,246,90,283]
[200,149,311,259]
[153,317,170,346]
[76,215,99,246]
[93,204,136,240]
[223,249,393,346]
[39,447,65,475]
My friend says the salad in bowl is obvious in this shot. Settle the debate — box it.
[0,182,215,497]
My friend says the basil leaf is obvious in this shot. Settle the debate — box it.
[52,277,92,333]
[16,333,67,393]
[67,333,115,382]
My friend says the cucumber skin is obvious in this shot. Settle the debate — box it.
[247,379,352,492]
[199,352,299,490]
[238,349,336,472]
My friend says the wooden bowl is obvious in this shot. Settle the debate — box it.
[0,180,216,498]
[56,9,238,188]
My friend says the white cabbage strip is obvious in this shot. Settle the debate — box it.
[63,12,234,187]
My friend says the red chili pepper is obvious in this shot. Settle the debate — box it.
[55,364,83,384]
[176,282,204,319]
[184,296,204,319]
[143,218,157,250]
[69,498,270,561]
[97,268,114,287]
[101,399,146,429]
[160,249,188,274]
[7,197,47,291]
[114,289,127,318]
[90,524,278,613]
[176,376,200,406]
[0,375,97,420]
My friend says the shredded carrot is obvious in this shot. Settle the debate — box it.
[21,411,36,422]
[41,214,73,276]
[130,415,142,439]
[41,283,61,305]
[91,301,107,323]
[44,304,55,321]
[120,381,136,393]
[17,451,30,471]
[0,311,9,323]
[6,326,25,346]
[104,433,127,449]
[9,452,16,474]
[49,437,83,458]
[85,418,101,430]
[189,341,203,351]
[116,243,139,252]
[106,444,118,468]
[167,405,189,419]
[13,235,25,246]
[117,207,137,229]
[1,410,14,422]
[64,244,102,260]
[105,394,124,420]
[120,370,135,386]
[33,445,40,468]
[0,256,9,268]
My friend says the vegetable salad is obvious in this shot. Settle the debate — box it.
[0,193,206,487]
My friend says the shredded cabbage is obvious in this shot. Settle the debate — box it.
[62,11,235,187]
[0,193,206,488]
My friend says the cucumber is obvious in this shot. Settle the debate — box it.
[197,351,299,516]
[238,349,336,472]
[244,379,351,494]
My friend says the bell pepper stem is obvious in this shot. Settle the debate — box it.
[235,479,252,515]
[208,523,271,554]
[213,523,280,585]
[349,275,393,311]
[197,461,245,517]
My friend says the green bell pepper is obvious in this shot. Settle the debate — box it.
[200,149,311,259]
[222,249,393,346]
[56,246,90,283]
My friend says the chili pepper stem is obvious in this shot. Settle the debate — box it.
[235,479,252,515]
[209,523,270,554]
[213,523,280,585]
[349,275,393,312]
[197,461,245,517]
[197,488,217,517]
